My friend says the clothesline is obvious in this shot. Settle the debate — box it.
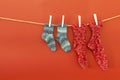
[0,14,120,27]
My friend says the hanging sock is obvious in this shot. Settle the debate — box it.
[87,21,108,70]
[72,24,88,69]
[56,24,71,52]
[42,24,56,51]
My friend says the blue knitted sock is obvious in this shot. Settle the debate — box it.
[42,24,56,51]
[56,24,71,52]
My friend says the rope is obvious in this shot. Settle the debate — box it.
[0,14,120,27]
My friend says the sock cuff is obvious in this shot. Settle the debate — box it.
[44,23,54,33]
[57,24,67,33]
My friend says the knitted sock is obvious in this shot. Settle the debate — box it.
[87,21,108,70]
[56,24,71,52]
[72,24,88,69]
[42,24,56,51]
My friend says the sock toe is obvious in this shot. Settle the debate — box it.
[64,46,71,52]
[51,47,56,51]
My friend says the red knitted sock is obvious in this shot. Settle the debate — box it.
[72,24,88,69]
[87,21,108,70]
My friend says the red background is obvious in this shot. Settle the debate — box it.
[0,0,120,80]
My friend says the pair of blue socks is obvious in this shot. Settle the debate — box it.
[42,24,71,52]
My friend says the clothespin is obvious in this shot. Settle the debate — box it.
[93,13,98,26]
[49,15,52,27]
[78,15,81,27]
[61,15,65,27]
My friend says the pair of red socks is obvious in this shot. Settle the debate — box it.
[72,21,108,70]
